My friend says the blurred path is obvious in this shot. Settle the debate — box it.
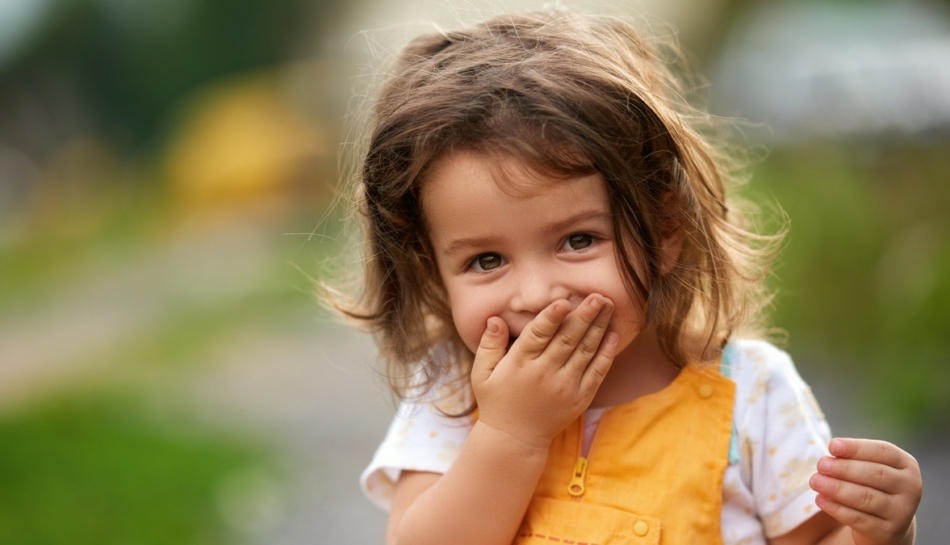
[0,218,282,409]
[180,314,392,544]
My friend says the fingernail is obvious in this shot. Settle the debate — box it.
[829,438,844,455]
[817,457,832,473]
[812,474,827,490]
[487,319,499,334]
[604,332,619,346]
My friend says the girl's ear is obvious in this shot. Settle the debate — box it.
[660,228,685,275]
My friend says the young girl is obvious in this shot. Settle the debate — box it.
[337,9,923,545]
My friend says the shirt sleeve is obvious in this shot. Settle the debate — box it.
[359,376,473,511]
[731,340,833,538]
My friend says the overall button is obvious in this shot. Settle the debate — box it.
[698,384,714,398]
[633,520,649,536]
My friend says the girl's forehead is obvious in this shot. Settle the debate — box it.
[420,151,611,234]
[423,151,601,200]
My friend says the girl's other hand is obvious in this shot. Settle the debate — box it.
[809,437,922,545]
[470,294,618,449]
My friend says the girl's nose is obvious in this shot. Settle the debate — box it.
[510,269,571,314]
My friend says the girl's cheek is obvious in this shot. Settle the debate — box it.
[457,318,486,354]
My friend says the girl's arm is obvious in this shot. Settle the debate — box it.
[387,295,618,545]
[387,422,550,545]
[770,438,922,545]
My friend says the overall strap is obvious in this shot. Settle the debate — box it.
[720,342,741,465]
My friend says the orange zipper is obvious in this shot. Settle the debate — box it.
[568,456,589,497]
[567,407,610,499]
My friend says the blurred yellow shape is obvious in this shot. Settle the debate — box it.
[165,73,325,209]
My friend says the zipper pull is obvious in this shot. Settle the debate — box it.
[567,457,588,497]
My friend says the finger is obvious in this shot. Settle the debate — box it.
[829,438,915,470]
[514,299,571,358]
[578,331,618,397]
[541,294,610,365]
[814,492,889,538]
[562,296,614,372]
[472,317,509,383]
[816,455,906,495]
[810,472,891,519]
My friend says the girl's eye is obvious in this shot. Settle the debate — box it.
[471,253,504,271]
[563,234,594,251]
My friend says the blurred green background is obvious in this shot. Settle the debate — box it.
[0,0,947,543]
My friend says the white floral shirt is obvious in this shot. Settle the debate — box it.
[361,339,833,544]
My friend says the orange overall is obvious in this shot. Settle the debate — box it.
[514,364,736,545]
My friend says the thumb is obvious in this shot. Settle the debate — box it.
[471,317,509,383]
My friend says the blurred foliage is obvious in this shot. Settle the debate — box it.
[0,392,271,545]
[749,143,950,432]
[0,0,343,154]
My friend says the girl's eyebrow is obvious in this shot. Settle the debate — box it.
[440,234,505,257]
[440,209,611,256]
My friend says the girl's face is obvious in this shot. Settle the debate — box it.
[422,151,647,361]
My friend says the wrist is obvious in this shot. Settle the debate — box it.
[472,419,553,455]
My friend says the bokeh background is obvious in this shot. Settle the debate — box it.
[1,0,948,543]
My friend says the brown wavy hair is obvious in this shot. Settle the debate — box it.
[329,10,780,413]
